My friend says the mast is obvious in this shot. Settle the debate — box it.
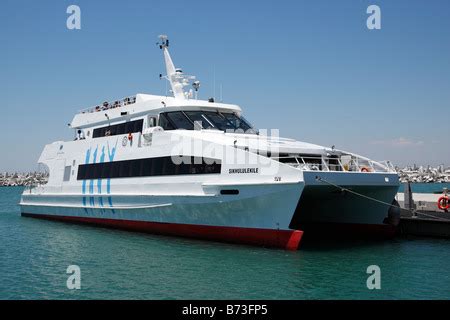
[158,35,199,100]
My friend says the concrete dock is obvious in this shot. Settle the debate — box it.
[396,185,450,238]
[396,192,446,213]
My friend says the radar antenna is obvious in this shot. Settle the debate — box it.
[157,35,199,100]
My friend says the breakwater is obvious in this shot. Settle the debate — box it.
[0,172,48,187]
[397,165,450,183]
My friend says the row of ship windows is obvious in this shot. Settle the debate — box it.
[92,119,144,138]
[77,156,221,180]
[90,111,255,139]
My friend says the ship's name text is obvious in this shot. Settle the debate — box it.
[228,168,259,174]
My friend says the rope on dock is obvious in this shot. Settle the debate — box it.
[315,176,450,222]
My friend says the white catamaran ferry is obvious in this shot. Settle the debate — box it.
[20,36,400,250]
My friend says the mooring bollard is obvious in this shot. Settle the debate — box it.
[404,181,417,217]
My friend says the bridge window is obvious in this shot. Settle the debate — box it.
[158,111,255,133]
[165,111,193,130]
[158,113,175,130]
[222,113,253,132]
[184,111,215,129]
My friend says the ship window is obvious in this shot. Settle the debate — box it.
[165,112,193,130]
[133,120,143,132]
[201,112,234,131]
[101,162,111,178]
[184,111,215,130]
[160,111,255,133]
[92,163,102,179]
[111,162,120,178]
[150,157,164,176]
[107,126,115,136]
[158,113,175,130]
[77,165,86,180]
[222,113,253,131]
[131,159,141,177]
[119,161,131,178]
[77,156,221,180]
[141,158,152,176]
[116,123,126,135]
[93,119,143,138]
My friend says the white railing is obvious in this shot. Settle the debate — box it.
[271,155,396,173]
[78,95,137,114]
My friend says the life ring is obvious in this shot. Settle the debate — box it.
[437,196,449,211]
[361,167,370,173]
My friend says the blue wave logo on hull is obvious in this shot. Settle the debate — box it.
[98,146,105,208]
[82,139,118,214]
[89,146,98,207]
[106,140,118,214]
[82,148,91,214]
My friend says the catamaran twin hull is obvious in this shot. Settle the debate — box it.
[20,35,400,250]
[20,146,399,251]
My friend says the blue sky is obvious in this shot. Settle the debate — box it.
[1,0,449,171]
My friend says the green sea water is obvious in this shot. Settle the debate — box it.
[1,186,450,300]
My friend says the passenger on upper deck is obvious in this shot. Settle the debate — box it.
[101,102,109,111]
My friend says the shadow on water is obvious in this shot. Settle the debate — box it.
[299,237,395,252]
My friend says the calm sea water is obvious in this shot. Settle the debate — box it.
[398,182,450,193]
[1,186,450,300]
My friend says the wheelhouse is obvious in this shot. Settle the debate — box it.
[157,110,256,133]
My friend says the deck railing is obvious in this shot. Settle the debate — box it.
[78,95,137,114]
[271,155,396,173]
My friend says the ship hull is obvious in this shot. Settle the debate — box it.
[20,182,304,250]
[21,213,303,249]
[289,171,400,239]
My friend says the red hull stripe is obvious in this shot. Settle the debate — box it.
[21,213,303,250]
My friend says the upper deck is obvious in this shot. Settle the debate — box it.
[70,94,242,129]
[70,36,243,130]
